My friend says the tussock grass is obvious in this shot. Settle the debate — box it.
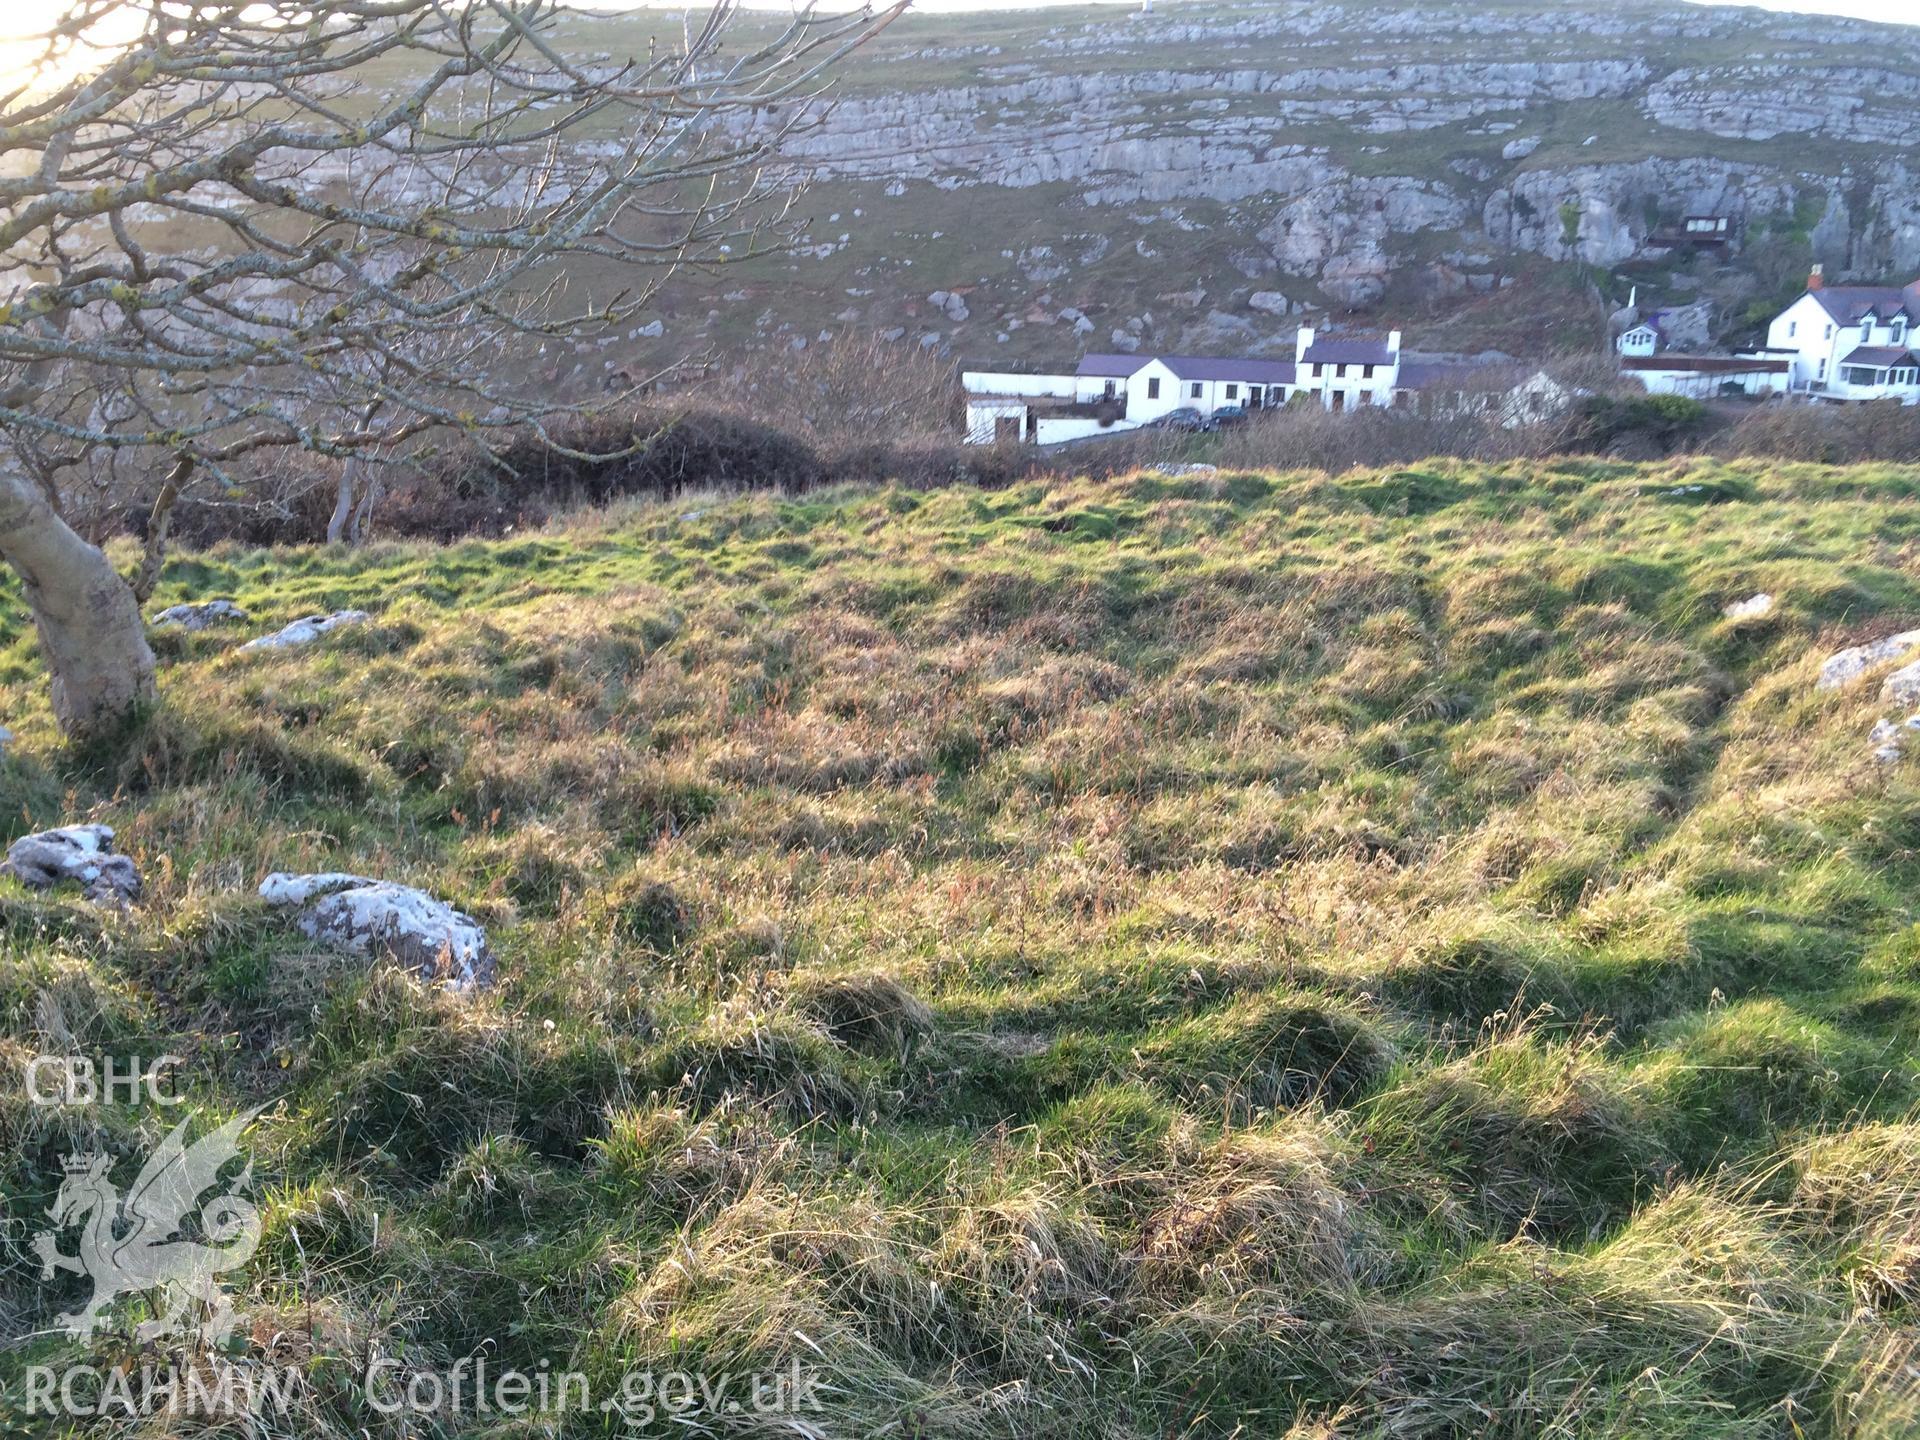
[4,459,1920,1435]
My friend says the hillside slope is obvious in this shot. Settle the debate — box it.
[5,460,1920,1435]
[543,0,1920,373]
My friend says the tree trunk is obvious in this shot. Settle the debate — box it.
[349,464,382,543]
[326,460,356,545]
[0,468,156,739]
[134,456,193,604]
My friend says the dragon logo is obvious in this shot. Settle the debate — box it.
[32,1107,265,1344]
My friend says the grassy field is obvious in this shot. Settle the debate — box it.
[4,458,1920,1437]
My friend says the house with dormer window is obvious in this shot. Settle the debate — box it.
[1765,264,1920,404]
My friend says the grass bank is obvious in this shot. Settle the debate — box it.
[4,456,1920,1437]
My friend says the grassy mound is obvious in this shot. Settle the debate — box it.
[4,457,1920,1436]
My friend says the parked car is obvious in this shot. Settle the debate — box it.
[1211,404,1249,426]
[1158,407,1211,431]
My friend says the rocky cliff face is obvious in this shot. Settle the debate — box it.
[557,0,1920,369]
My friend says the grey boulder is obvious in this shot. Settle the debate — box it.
[1885,660,1920,708]
[1817,630,1920,690]
[260,872,493,990]
[243,611,369,651]
[2,825,141,904]
[152,599,248,631]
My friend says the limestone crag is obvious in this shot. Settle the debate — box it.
[684,0,1920,334]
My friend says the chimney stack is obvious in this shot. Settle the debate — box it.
[1387,329,1402,353]
[1808,263,1825,292]
[1296,326,1315,362]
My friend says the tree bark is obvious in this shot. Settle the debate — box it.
[326,458,356,545]
[133,455,192,603]
[0,467,156,739]
[349,463,382,543]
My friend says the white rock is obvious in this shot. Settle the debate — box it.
[1817,629,1920,690]
[1884,659,1920,707]
[152,599,248,631]
[1501,135,1541,160]
[1872,718,1905,763]
[242,611,370,652]
[1722,593,1773,621]
[635,319,665,338]
[260,872,493,990]
[3,825,141,904]
[1247,290,1294,315]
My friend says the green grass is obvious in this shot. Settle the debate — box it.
[4,457,1920,1436]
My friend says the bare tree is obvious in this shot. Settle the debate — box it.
[707,330,959,447]
[0,0,900,737]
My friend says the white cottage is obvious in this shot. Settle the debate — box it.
[1293,327,1401,410]
[962,330,1469,443]
[963,350,1298,443]
[1764,265,1920,403]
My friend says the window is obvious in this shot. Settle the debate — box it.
[1788,321,1797,338]
[1147,377,1160,400]
[1190,381,1203,399]
[1362,364,1375,379]
[1224,384,1238,400]
[1103,380,1116,398]
[1895,320,1908,345]
[1825,324,1834,339]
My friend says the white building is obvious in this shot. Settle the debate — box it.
[963,349,1298,444]
[962,330,1518,443]
[1622,354,1789,399]
[1614,291,1790,400]
[1618,321,1663,358]
[1293,327,1401,410]
[1764,264,1920,403]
